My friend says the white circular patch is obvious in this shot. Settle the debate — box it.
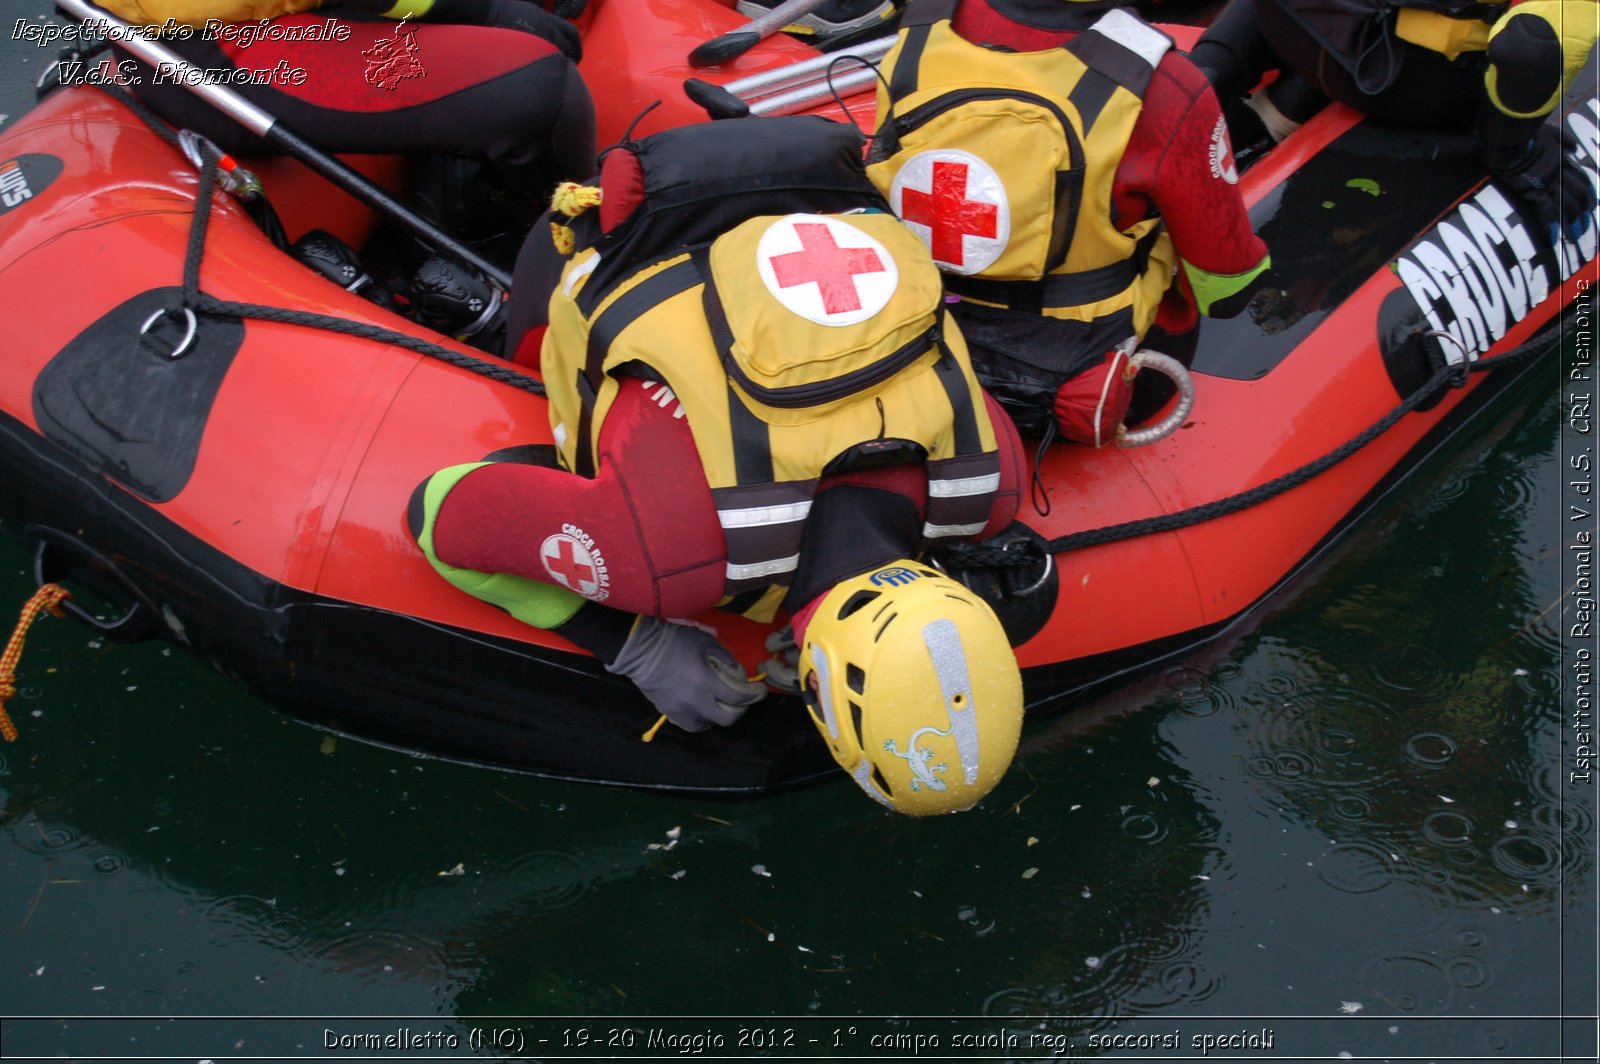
[889,149,1010,275]
[755,214,898,327]
[1209,115,1239,185]
[540,531,601,597]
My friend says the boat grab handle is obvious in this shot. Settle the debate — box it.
[1117,350,1196,448]
[31,535,162,645]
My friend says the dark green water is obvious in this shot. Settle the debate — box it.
[1,14,1596,1062]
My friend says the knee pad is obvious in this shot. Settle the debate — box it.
[1486,2,1592,119]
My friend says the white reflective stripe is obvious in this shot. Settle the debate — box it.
[1092,8,1171,69]
[717,500,813,529]
[928,472,1001,498]
[812,644,839,741]
[923,521,988,539]
[552,421,568,449]
[725,555,800,581]
[851,759,895,809]
[562,252,599,296]
[923,618,981,785]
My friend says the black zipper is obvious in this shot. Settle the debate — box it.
[883,88,1084,180]
[724,327,941,409]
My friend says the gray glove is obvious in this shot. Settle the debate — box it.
[606,617,766,732]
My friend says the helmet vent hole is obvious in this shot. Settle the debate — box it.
[847,664,866,695]
[874,612,898,642]
[871,763,894,798]
[951,692,967,709]
[837,590,881,620]
[849,701,866,748]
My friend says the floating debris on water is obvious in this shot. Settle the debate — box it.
[1021,868,1038,879]
[1340,1001,1363,1014]
[438,863,465,877]
[753,864,772,877]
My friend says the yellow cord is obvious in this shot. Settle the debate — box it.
[639,674,767,742]
[548,182,603,254]
[0,584,71,742]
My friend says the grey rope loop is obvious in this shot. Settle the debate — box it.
[938,336,1547,572]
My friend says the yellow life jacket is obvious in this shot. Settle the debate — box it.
[93,0,327,27]
[865,0,1177,342]
[543,211,1004,621]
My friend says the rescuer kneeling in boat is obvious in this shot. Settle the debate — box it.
[86,0,595,341]
[862,0,1273,445]
[87,0,596,225]
[409,115,1028,815]
[1190,0,1599,245]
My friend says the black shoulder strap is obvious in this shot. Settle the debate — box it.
[887,0,957,102]
[572,255,701,476]
[1061,9,1170,102]
[691,245,774,486]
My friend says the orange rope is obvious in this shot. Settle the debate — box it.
[0,584,71,742]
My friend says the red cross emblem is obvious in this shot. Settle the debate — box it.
[768,222,886,315]
[899,161,999,266]
[891,152,1009,274]
[540,534,597,594]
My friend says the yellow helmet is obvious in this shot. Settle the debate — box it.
[797,561,1023,815]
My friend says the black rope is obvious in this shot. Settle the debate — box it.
[192,295,548,395]
[94,82,545,397]
[96,81,184,152]
[181,145,218,310]
[940,340,1546,571]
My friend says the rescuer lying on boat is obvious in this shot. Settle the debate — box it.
[90,0,596,204]
[862,0,1273,444]
[411,115,1028,815]
[1190,0,1599,245]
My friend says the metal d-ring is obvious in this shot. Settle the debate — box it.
[1004,539,1054,596]
[177,128,218,173]
[140,306,198,360]
[1423,328,1473,386]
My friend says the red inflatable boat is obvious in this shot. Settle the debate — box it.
[0,0,1591,796]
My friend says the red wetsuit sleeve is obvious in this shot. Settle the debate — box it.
[429,378,729,618]
[1119,56,1269,287]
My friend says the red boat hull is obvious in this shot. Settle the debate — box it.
[0,0,1590,793]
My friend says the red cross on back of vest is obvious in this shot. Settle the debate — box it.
[755,214,901,326]
[889,150,1011,275]
[770,222,886,314]
[900,160,1000,265]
